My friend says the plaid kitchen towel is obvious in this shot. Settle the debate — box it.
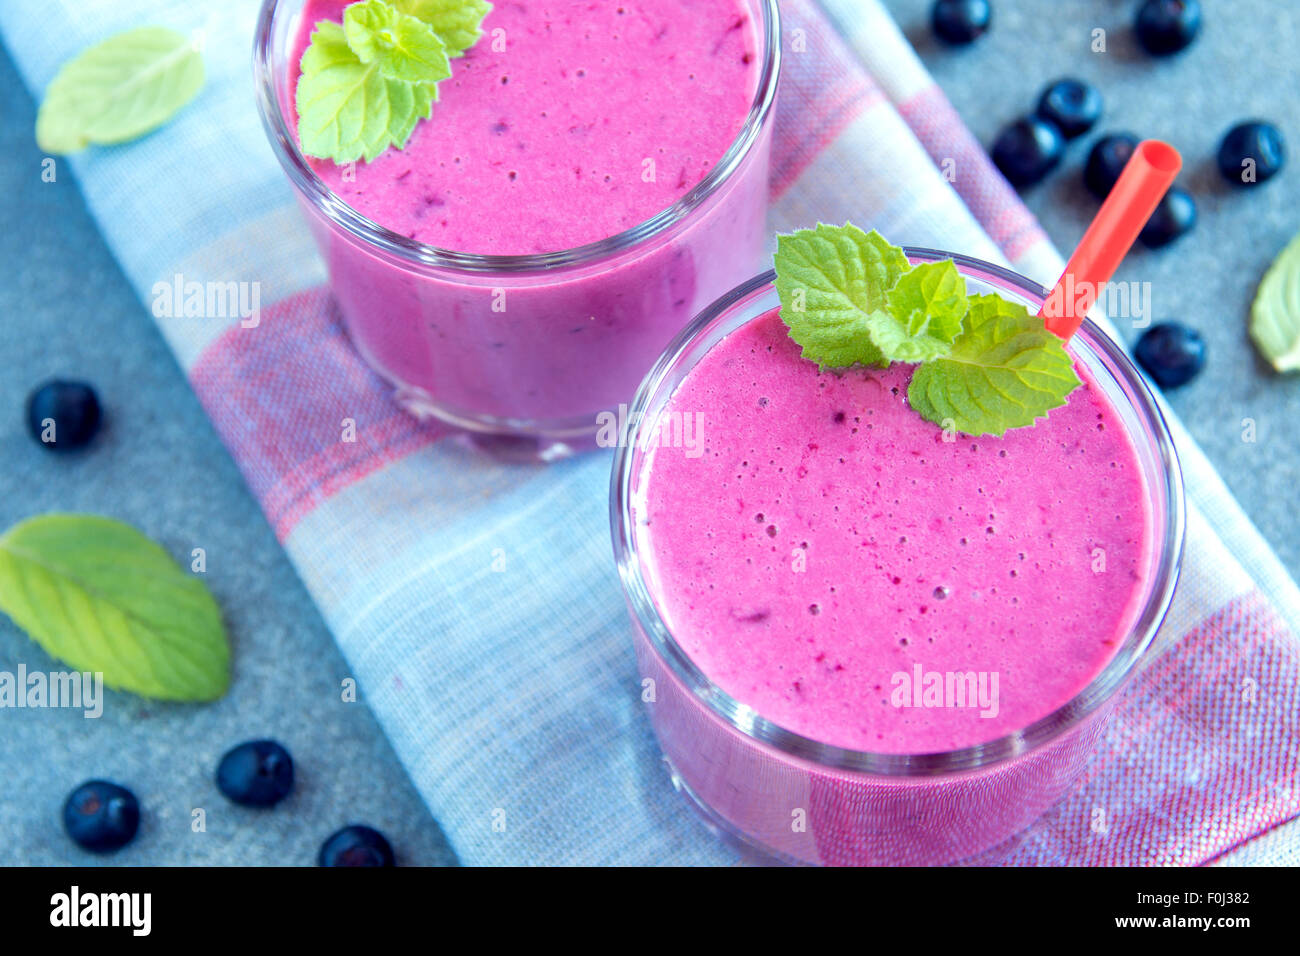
[2,0,1297,865]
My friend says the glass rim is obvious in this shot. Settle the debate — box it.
[610,250,1187,777]
[252,0,782,274]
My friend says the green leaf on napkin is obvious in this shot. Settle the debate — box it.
[1250,230,1300,372]
[908,294,1082,437]
[0,515,230,702]
[36,26,204,155]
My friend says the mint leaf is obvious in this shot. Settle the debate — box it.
[0,515,230,702]
[908,294,1082,437]
[864,260,969,362]
[393,0,493,57]
[344,0,452,84]
[35,26,204,155]
[1249,229,1300,372]
[296,19,434,163]
[775,224,911,369]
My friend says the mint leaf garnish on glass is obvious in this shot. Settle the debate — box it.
[35,26,204,155]
[392,0,495,58]
[909,294,1080,437]
[344,0,452,82]
[774,223,910,370]
[0,515,230,702]
[867,260,969,363]
[774,224,1082,436]
[296,0,491,164]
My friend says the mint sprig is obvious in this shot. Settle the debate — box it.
[774,223,909,370]
[392,0,494,58]
[296,0,491,164]
[774,225,1082,436]
[909,294,1080,437]
[867,260,968,363]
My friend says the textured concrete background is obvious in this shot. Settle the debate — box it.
[0,42,457,865]
[1,1,1297,866]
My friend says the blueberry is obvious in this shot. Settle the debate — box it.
[319,825,396,867]
[931,0,991,46]
[1135,323,1205,388]
[991,116,1065,187]
[26,380,101,451]
[1035,78,1103,139]
[1134,0,1201,56]
[216,739,295,808]
[1217,121,1286,186]
[63,780,140,853]
[1083,132,1140,199]
[1139,186,1196,248]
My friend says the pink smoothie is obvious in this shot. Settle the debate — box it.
[295,0,760,254]
[637,307,1153,754]
[284,0,771,431]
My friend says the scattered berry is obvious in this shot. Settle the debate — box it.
[1217,121,1286,186]
[319,825,396,867]
[1083,132,1140,199]
[26,380,101,451]
[1139,186,1197,248]
[216,739,295,808]
[1135,322,1205,388]
[63,780,140,853]
[931,0,991,46]
[991,116,1065,187]
[1134,0,1201,56]
[1035,78,1103,139]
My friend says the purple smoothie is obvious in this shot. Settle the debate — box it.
[284,0,772,434]
[636,307,1153,754]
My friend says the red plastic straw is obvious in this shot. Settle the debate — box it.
[1039,140,1182,340]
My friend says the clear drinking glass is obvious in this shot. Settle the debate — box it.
[254,0,780,459]
[611,253,1186,865]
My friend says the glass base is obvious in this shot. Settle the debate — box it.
[665,759,803,867]
[391,384,601,463]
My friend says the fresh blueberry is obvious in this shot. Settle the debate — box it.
[63,780,140,853]
[1035,78,1103,139]
[1217,121,1286,186]
[26,380,101,451]
[1134,0,1201,56]
[319,825,396,867]
[1135,323,1205,388]
[216,739,295,808]
[931,0,991,46]
[991,116,1065,187]
[1139,186,1197,248]
[1083,132,1140,199]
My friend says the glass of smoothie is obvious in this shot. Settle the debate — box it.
[612,252,1185,865]
[254,0,780,458]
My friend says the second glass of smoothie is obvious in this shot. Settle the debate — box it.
[255,0,780,457]
[612,253,1185,865]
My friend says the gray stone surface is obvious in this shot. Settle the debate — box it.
[883,0,1300,582]
[1,2,1296,867]
[0,39,457,866]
